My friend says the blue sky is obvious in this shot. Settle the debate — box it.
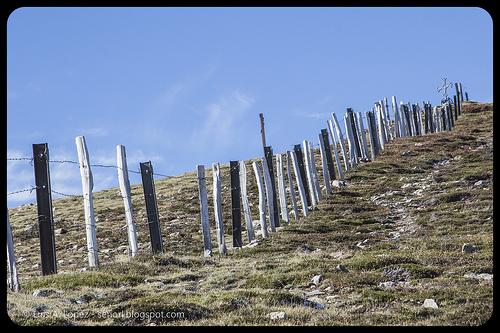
[7,7,493,207]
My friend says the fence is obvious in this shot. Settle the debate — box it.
[6,82,467,292]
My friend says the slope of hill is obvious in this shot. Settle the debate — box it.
[7,102,493,326]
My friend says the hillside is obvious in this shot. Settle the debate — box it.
[7,102,493,326]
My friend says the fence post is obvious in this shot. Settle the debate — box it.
[32,143,57,275]
[331,113,350,171]
[293,144,311,206]
[259,113,267,152]
[264,146,280,227]
[276,154,290,224]
[448,102,455,128]
[302,140,317,207]
[453,95,459,120]
[327,120,345,180]
[455,83,462,116]
[196,165,212,257]
[344,114,358,167]
[230,161,243,247]
[7,213,20,292]
[318,132,333,195]
[75,136,99,268]
[309,142,322,201]
[355,112,369,160]
[212,163,227,255]
[262,157,277,232]
[252,161,269,238]
[366,111,378,160]
[239,160,255,242]
[465,92,469,101]
[347,108,362,158]
[459,82,464,102]
[321,128,336,180]
[290,150,309,217]
[392,96,401,138]
[140,161,163,254]
[285,151,299,222]
[116,145,138,257]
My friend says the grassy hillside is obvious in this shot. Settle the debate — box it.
[7,102,493,326]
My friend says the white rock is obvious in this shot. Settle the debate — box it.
[269,311,287,320]
[332,180,346,188]
[422,298,438,309]
[311,275,322,286]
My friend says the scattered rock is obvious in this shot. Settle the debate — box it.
[464,273,493,281]
[356,239,369,249]
[401,151,417,157]
[54,228,67,235]
[335,264,349,273]
[462,243,477,254]
[304,297,326,310]
[80,267,87,272]
[268,311,287,320]
[311,275,322,286]
[332,180,346,188]
[474,180,484,186]
[422,298,438,309]
[32,289,63,298]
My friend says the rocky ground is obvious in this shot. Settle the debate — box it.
[7,102,493,326]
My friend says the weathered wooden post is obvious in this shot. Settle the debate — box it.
[252,161,269,238]
[212,163,227,255]
[302,140,318,207]
[459,82,464,102]
[331,113,350,171]
[293,144,311,206]
[355,112,369,160]
[318,132,333,195]
[116,145,138,257]
[320,129,336,180]
[285,151,299,222]
[347,108,362,159]
[290,150,309,217]
[379,101,392,141]
[327,120,345,180]
[140,161,164,254]
[75,136,99,267]
[392,96,403,138]
[375,105,386,150]
[7,214,20,292]
[230,161,243,247]
[448,102,455,128]
[465,92,469,101]
[455,83,462,116]
[344,114,358,167]
[196,165,212,257]
[259,113,267,151]
[32,143,57,275]
[276,154,290,224]
[262,157,277,232]
[308,141,322,202]
[411,105,420,136]
[453,95,459,120]
[264,146,280,227]
[239,160,255,242]
[366,111,379,160]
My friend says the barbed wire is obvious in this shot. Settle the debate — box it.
[7,186,39,196]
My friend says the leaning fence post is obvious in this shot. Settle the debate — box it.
[116,145,138,257]
[262,157,277,232]
[252,161,269,238]
[355,112,369,160]
[230,161,243,247]
[303,140,317,207]
[321,128,336,181]
[331,113,350,171]
[309,142,323,202]
[7,213,20,292]
[327,120,345,180]
[276,153,290,224]
[264,146,280,227]
[293,144,311,206]
[290,150,309,217]
[344,114,358,167]
[239,160,255,242]
[366,111,378,160]
[196,165,212,257]
[318,132,333,195]
[140,161,163,254]
[392,96,401,138]
[285,151,299,222]
[32,143,57,275]
[75,136,99,268]
[212,163,227,255]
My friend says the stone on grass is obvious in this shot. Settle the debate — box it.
[462,243,477,254]
[33,289,63,298]
[54,228,67,235]
[332,180,346,188]
[304,297,326,310]
[311,275,322,286]
[269,311,287,320]
[422,298,439,309]
[336,264,349,273]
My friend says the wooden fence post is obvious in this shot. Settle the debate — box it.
[293,144,311,206]
[139,161,163,254]
[262,157,277,232]
[465,92,469,101]
[252,161,269,238]
[116,145,138,257]
[259,113,267,152]
[453,95,459,120]
[366,111,379,160]
[290,150,309,217]
[32,143,57,275]
[196,165,212,257]
[321,129,336,180]
[264,146,280,227]
[327,120,345,180]
[331,113,350,171]
[318,132,333,195]
[355,112,369,160]
[276,153,290,224]
[379,101,392,141]
[7,213,20,292]
[344,114,358,167]
[347,108,362,159]
[309,142,323,202]
[303,140,318,207]
[230,161,243,247]
[212,163,227,255]
[239,160,255,242]
[448,102,455,128]
[459,82,464,102]
[285,151,299,222]
[392,96,401,138]
[75,136,99,267]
